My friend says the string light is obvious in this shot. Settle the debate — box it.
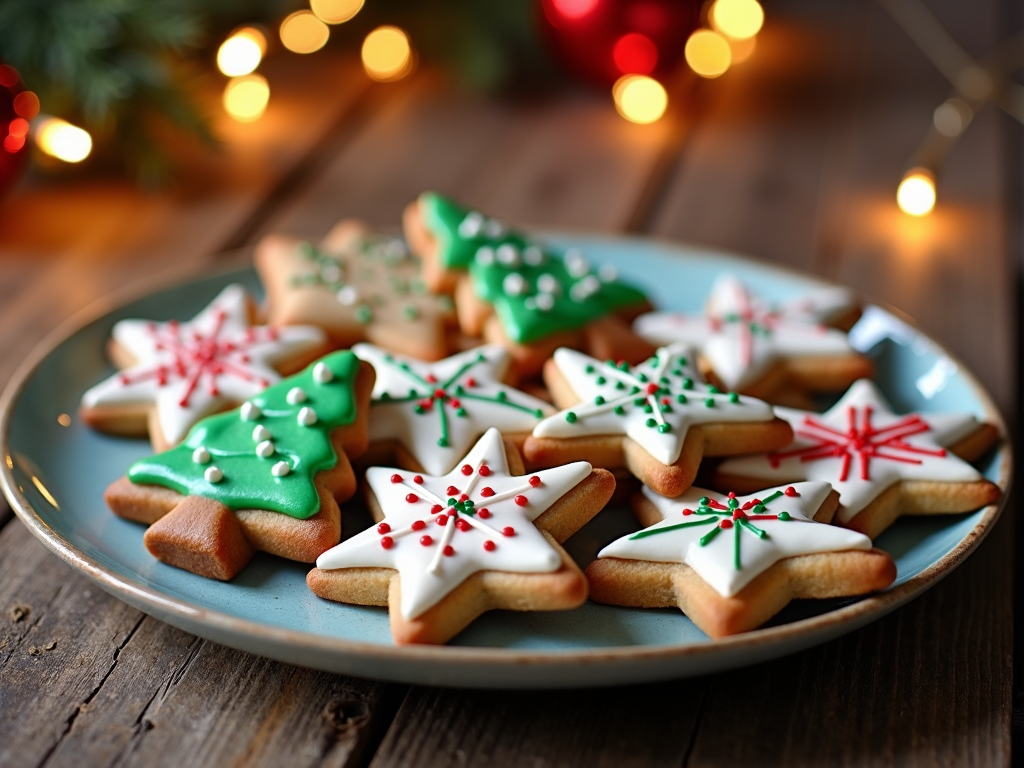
[612,75,668,124]
[709,0,765,41]
[362,26,414,82]
[897,169,936,217]
[728,34,757,65]
[310,0,364,24]
[280,10,330,54]
[217,28,267,77]
[549,0,600,21]
[34,117,92,162]
[613,33,658,75]
[223,74,270,122]
[685,29,732,78]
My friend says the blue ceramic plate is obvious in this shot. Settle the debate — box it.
[0,236,1010,688]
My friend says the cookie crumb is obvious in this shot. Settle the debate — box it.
[8,604,30,623]
[44,641,57,651]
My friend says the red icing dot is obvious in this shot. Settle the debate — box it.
[446,485,460,496]
[784,486,799,497]
[420,535,433,546]
[443,545,455,556]
[377,523,391,534]
[502,527,515,537]
[466,377,477,387]
[425,374,437,383]
[433,388,446,399]
[455,519,471,532]
[431,504,443,514]
[727,492,736,499]
[412,520,426,531]
[390,474,402,484]
[528,476,541,487]
[483,540,496,551]
[479,465,491,477]
[460,494,468,501]
[436,515,449,526]
[461,464,473,476]
[477,508,491,519]
[380,536,394,549]
[720,519,734,529]
[481,487,495,497]
[646,383,658,395]
[405,493,419,503]
[682,508,693,516]
[418,399,433,410]
[449,399,461,408]
[514,495,528,507]
[413,475,424,484]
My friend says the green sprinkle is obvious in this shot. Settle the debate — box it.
[437,437,449,447]
[496,391,507,401]
[643,404,653,413]
[634,398,646,407]
[728,498,738,508]
[661,404,673,414]
[614,405,626,415]
[595,396,606,405]
[777,511,791,521]
[596,376,606,385]
[532,409,544,417]
[676,394,688,405]
[631,386,641,395]
[707,385,719,394]
[649,356,659,365]
[682,378,694,390]
[615,381,625,390]
[699,496,710,505]
[672,368,683,377]
[753,504,765,514]
[585,365,595,374]
[657,423,671,434]
[705,398,715,407]
[660,377,670,385]
[678,357,688,366]
[414,405,426,415]
[637,373,649,383]
[565,411,578,423]
[456,408,468,417]
[402,305,419,320]
[379,392,391,401]
[447,498,457,507]
[728,392,740,403]
[617,361,629,371]
[645,418,656,428]
[454,385,465,395]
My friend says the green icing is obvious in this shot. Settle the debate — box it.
[127,351,361,519]
[419,191,648,344]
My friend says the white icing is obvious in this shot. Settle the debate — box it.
[272,461,291,477]
[599,481,871,597]
[287,387,307,404]
[717,379,985,522]
[81,284,325,446]
[353,343,554,476]
[297,407,318,426]
[204,466,223,483]
[316,428,592,619]
[252,425,271,442]
[634,275,857,390]
[313,362,333,384]
[531,344,775,466]
[241,402,261,421]
[192,447,210,464]
[256,440,275,458]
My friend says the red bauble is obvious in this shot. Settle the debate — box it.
[540,0,699,86]
[0,64,32,201]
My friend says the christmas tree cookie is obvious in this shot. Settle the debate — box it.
[353,343,554,476]
[713,379,1001,539]
[633,274,872,406]
[587,482,896,637]
[402,191,656,377]
[256,219,455,361]
[308,428,615,645]
[80,284,328,451]
[104,351,375,580]
[524,343,793,497]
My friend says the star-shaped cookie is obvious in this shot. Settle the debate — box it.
[308,428,615,645]
[714,379,1001,538]
[524,343,793,497]
[586,481,896,637]
[634,274,872,404]
[80,284,327,451]
[255,220,455,361]
[353,343,553,476]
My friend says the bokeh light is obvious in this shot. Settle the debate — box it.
[13,91,39,119]
[710,0,765,40]
[933,98,972,138]
[897,170,936,217]
[217,28,267,77]
[362,26,414,82]
[613,33,658,75]
[310,0,364,24]
[280,10,330,54]
[223,74,270,122]
[685,29,732,78]
[35,118,92,162]
[728,34,757,64]
[613,75,668,124]
[550,0,600,20]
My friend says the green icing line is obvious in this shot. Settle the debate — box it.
[127,352,361,520]
[419,191,648,344]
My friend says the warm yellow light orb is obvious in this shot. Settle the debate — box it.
[217,28,266,77]
[728,34,757,64]
[897,170,936,217]
[223,74,270,123]
[310,0,364,24]
[685,30,732,79]
[710,0,764,40]
[613,75,668,124]
[35,118,92,163]
[280,11,330,54]
[362,26,413,82]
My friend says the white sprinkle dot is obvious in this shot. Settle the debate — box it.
[272,461,291,477]
[336,286,358,306]
[523,245,545,266]
[503,273,527,296]
[524,297,537,310]
[287,387,307,405]
[483,218,505,238]
[204,466,224,483]
[240,402,261,421]
[313,362,333,384]
[320,263,342,283]
[475,246,495,266]
[496,243,520,266]
[581,275,601,295]
[565,249,590,277]
[256,440,275,458]
[599,264,618,282]
[458,212,484,238]
[537,273,561,294]
[252,425,271,442]
[192,447,211,465]
[298,406,318,426]
[535,293,555,312]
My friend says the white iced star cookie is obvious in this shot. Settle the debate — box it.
[308,428,615,645]
[524,343,793,497]
[586,481,896,637]
[80,284,327,451]
[353,343,554,476]
[715,379,1001,539]
[633,274,872,403]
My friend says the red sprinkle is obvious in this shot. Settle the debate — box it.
[727,492,736,498]
[431,504,443,514]
[434,388,446,399]
[436,515,449,526]
[443,545,455,557]
[682,508,693,516]
[380,536,394,549]
[425,374,437,383]
[514,495,528,507]
[412,520,426,531]
[390,474,402,484]
[466,377,477,387]
[420,535,433,546]
[405,493,419,503]
[377,523,391,534]
[477,508,491,519]
[502,527,515,537]
[460,494,469,501]
[413,475,423,484]
[481,487,495,497]
[483,540,496,551]
[646,383,658,395]
[784,486,799,497]
[461,464,473,475]
[446,485,460,496]
[455,519,471,532]
[479,465,491,476]
[720,519,734,529]
[449,399,461,408]
[528,476,541,487]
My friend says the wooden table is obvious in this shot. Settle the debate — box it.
[0,1,1016,764]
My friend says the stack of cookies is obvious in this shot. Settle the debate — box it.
[81,191,1002,645]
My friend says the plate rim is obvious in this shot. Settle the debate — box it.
[0,235,1013,682]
